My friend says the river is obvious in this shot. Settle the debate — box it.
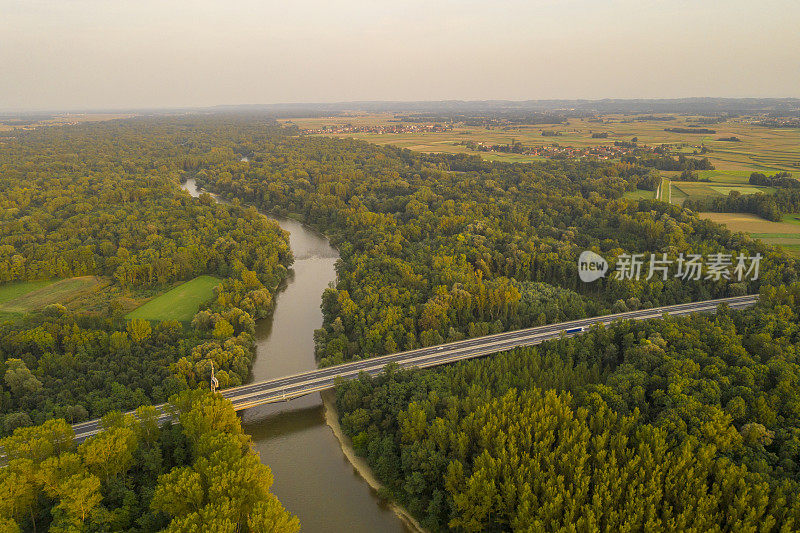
[181,178,408,532]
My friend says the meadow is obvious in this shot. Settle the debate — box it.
[0,277,102,315]
[700,212,800,256]
[0,280,55,306]
[623,189,655,200]
[125,275,220,322]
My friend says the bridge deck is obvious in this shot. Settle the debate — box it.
[67,294,758,442]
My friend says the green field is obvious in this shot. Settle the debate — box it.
[623,189,656,200]
[709,185,771,195]
[0,280,55,305]
[0,277,101,314]
[697,170,766,183]
[700,212,800,256]
[126,275,221,322]
[781,213,800,226]
[670,184,689,204]
[0,280,56,319]
[655,177,671,202]
[623,178,680,203]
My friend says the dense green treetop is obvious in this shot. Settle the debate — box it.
[0,118,294,433]
[335,289,800,531]
[2,116,798,531]
[195,130,793,365]
[0,390,299,532]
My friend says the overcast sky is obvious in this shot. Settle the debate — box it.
[2,0,799,111]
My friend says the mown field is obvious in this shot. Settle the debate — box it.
[125,275,220,322]
[700,212,800,256]
[0,277,102,315]
[623,189,656,200]
[622,175,774,206]
[0,280,55,306]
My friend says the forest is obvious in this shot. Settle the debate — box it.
[194,131,791,366]
[749,171,800,189]
[0,119,294,432]
[0,390,298,532]
[333,286,800,530]
[1,115,798,531]
[0,121,291,287]
[685,186,800,222]
[0,119,298,530]
[188,119,798,531]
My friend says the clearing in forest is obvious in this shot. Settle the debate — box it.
[126,275,221,322]
[700,212,800,256]
[0,277,102,314]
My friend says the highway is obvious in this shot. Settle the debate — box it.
[68,294,758,442]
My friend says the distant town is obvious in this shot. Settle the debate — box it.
[302,122,453,135]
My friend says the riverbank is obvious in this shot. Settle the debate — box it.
[321,389,426,533]
[182,177,409,531]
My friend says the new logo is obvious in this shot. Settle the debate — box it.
[578,251,608,282]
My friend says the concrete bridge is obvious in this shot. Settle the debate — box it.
[69,294,758,442]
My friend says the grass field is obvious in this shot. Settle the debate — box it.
[126,275,221,322]
[670,184,689,204]
[0,277,102,314]
[700,212,800,256]
[780,213,800,226]
[623,189,656,200]
[655,177,671,202]
[697,170,755,183]
[0,281,55,305]
[709,185,770,195]
[670,181,775,204]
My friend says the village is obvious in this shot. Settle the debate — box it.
[303,122,453,135]
[462,138,650,160]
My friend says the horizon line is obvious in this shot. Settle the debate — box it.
[3,96,800,116]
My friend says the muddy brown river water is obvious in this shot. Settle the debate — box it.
[182,178,409,532]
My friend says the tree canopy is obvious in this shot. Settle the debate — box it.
[0,390,299,532]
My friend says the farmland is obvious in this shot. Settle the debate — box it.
[286,112,798,210]
[125,275,221,322]
[288,112,800,258]
[670,180,776,203]
[285,113,800,172]
[700,212,800,255]
[0,112,134,132]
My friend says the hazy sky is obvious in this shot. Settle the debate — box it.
[2,0,799,111]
